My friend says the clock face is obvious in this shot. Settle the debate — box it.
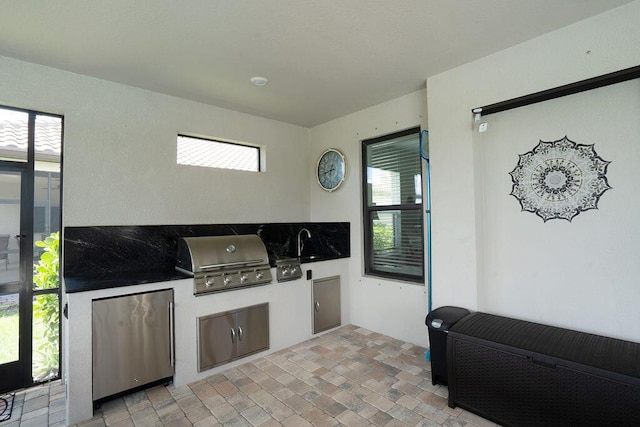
[317,149,346,192]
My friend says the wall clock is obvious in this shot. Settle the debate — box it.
[316,148,346,192]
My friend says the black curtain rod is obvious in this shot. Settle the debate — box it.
[472,65,640,117]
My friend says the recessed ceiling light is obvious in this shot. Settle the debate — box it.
[250,76,269,87]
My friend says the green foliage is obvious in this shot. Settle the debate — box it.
[373,222,393,250]
[33,232,59,290]
[32,231,60,380]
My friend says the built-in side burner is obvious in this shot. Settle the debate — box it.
[275,258,303,282]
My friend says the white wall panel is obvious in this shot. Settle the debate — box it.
[0,55,310,226]
[427,0,640,341]
[477,80,640,338]
[310,90,429,346]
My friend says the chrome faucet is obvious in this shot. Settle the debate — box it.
[297,228,311,257]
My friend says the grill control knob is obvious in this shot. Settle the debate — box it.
[205,277,213,287]
[223,275,233,285]
[282,267,290,275]
[240,274,248,283]
[291,266,298,274]
[256,271,264,279]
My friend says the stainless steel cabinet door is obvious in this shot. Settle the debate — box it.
[236,304,269,358]
[92,289,174,401]
[198,303,269,372]
[198,312,236,371]
[313,276,341,334]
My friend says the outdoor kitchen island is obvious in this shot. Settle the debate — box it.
[62,223,350,424]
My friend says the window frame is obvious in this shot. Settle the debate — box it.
[361,126,424,283]
[177,134,262,172]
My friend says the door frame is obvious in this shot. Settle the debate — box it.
[0,106,63,393]
[0,159,34,392]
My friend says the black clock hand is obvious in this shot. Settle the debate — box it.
[323,166,335,175]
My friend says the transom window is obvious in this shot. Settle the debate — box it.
[362,127,424,283]
[177,135,260,172]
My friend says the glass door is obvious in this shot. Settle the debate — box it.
[0,107,62,393]
[0,166,29,392]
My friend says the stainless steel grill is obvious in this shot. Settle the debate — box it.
[176,235,273,295]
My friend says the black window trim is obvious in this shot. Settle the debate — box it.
[361,126,424,284]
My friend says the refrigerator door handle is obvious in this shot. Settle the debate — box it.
[169,302,175,368]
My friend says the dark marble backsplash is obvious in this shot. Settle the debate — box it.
[63,222,350,281]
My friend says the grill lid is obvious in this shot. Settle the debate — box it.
[176,234,270,274]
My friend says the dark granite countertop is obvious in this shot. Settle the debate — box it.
[64,268,193,293]
[300,254,348,264]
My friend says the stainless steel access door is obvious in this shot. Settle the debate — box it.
[197,311,236,370]
[198,303,269,371]
[313,276,341,334]
[92,289,174,401]
[235,304,269,358]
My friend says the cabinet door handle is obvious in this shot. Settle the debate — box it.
[315,301,320,312]
[237,326,243,341]
[230,327,236,343]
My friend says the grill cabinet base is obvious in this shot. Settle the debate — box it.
[447,313,640,427]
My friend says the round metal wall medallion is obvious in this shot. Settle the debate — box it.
[509,136,612,222]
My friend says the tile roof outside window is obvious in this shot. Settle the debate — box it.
[177,135,260,172]
[0,110,61,159]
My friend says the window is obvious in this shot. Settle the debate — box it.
[362,127,424,283]
[177,135,260,172]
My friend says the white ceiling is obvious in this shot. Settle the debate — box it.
[0,1,632,127]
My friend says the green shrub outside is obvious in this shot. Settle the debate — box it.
[32,231,59,380]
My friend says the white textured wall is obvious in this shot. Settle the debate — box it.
[478,80,640,338]
[0,55,311,226]
[427,0,640,341]
[310,90,430,346]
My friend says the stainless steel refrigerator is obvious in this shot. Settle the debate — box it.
[92,289,174,402]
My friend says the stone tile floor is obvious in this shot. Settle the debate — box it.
[2,325,496,426]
